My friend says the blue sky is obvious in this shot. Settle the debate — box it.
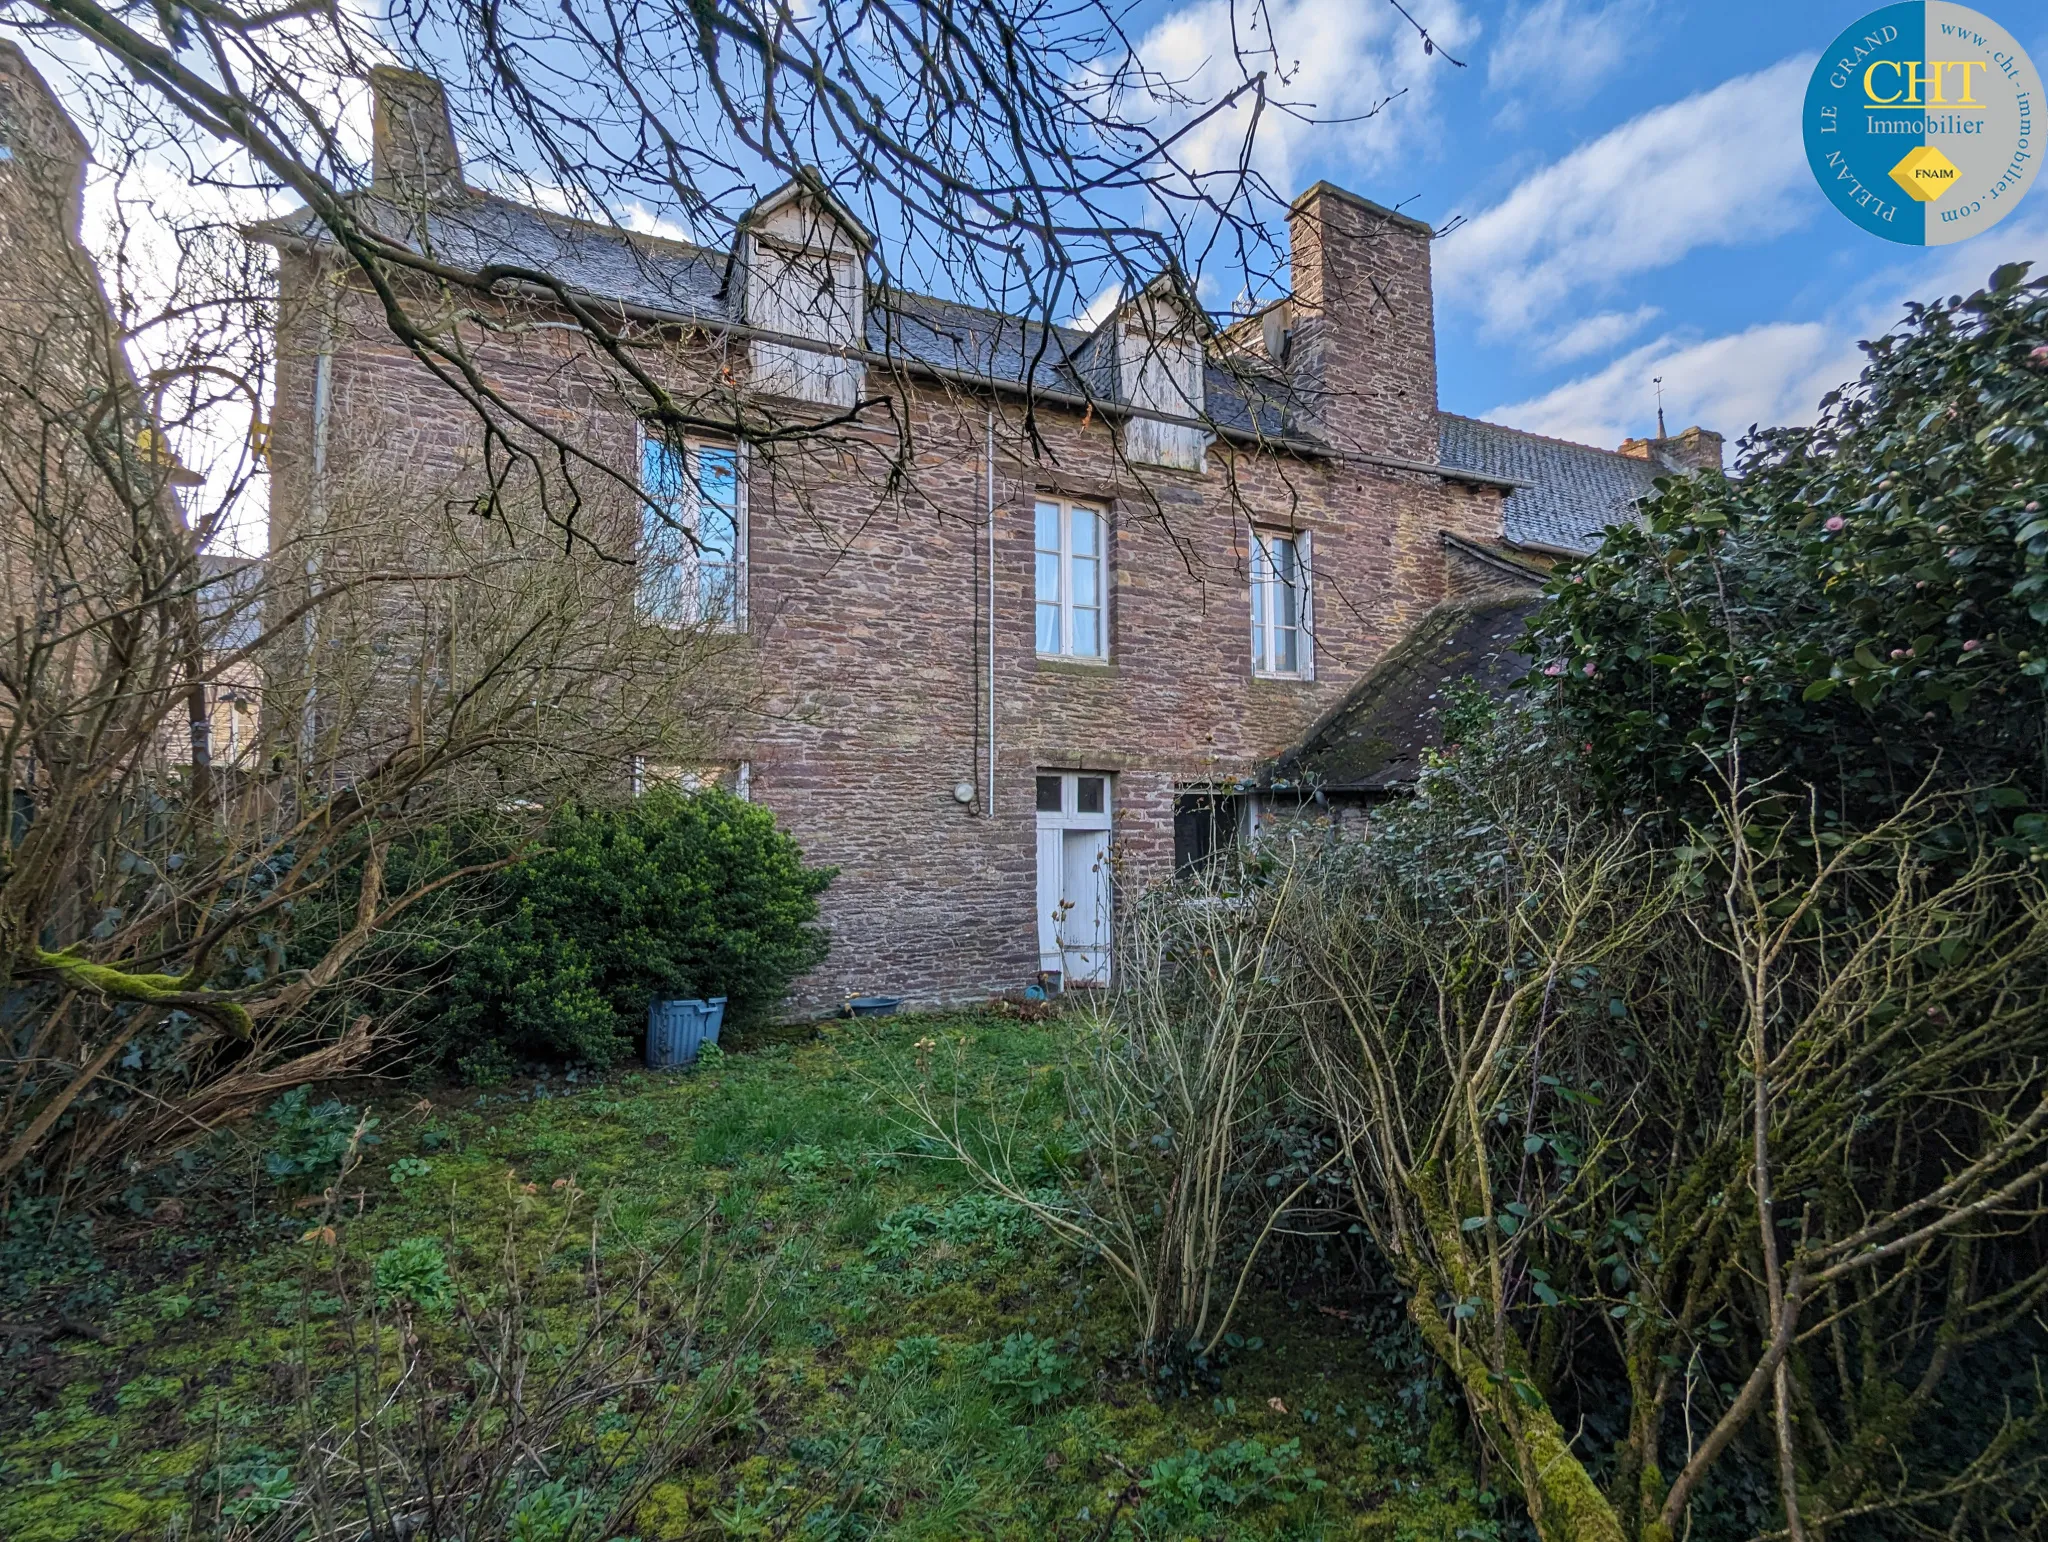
[1125,0,2048,452]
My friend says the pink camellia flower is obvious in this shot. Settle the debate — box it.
[1582,661,1596,677]
[1890,648,1907,659]
[1825,515,1846,532]
[1544,662,1565,677]
[1964,639,1983,651]
[2032,345,2048,365]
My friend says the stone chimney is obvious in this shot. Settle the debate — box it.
[1617,424,1724,473]
[369,66,463,202]
[0,41,92,239]
[1286,182,1440,462]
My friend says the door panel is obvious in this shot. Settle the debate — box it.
[1059,828,1111,984]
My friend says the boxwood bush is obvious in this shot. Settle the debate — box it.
[428,788,834,1070]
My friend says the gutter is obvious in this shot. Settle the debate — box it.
[1501,534,1597,562]
[252,224,1526,488]
[1439,531,1551,583]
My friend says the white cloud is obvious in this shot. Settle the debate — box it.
[1488,0,1645,98]
[1126,0,1477,192]
[1537,304,1660,362]
[1483,203,2048,450]
[1484,323,1854,450]
[1436,55,1817,338]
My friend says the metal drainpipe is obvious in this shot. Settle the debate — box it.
[300,317,333,765]
[985,410,997,817]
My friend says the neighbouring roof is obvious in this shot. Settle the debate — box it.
[250,193,1305,439]
[1265,587,1542,794]
[1438,412,1665,555]
[198,554,263,653]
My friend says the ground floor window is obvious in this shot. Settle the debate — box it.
[1173,790,1243,874]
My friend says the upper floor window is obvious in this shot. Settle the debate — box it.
[1035,499,1106,659]
[1250,528,1312,679]
[641,435,744,629]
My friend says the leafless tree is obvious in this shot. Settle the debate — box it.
[1287,742,2048,1542]
[0,88,742,1207]
[3,0,1460,545]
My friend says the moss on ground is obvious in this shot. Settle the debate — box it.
[0,1011,1505,1539]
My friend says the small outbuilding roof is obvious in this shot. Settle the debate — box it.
[1265,586,1542,794]
[1438,412,1664,556]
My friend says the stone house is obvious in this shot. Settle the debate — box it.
[252,69,1720,1015]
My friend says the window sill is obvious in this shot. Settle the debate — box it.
[1037,655,1117,676]
[1251,670,1313,684]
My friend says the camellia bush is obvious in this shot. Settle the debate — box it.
[433,788,835,1070]
[1532,262,2048,830]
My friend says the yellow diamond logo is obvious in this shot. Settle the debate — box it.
[1890,145,1961,203]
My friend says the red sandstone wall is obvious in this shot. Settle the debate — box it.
[263,186,1505,1017]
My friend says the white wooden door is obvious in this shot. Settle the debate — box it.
[1035,772,1112,985]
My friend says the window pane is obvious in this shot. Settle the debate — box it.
[1036,775,1063,813]
[1273,621,1297,674]
[1071,507,1099,557]
[696,447,740,565]
[1071,552,1098,609]
[1072,605,1100,657]
[1249,547,1269,671]
[1036,602,1060,655]
[1273,547,1299,633]
[1035,501,1061,554]
[639,438,688,624]
[1076,776,1105,814]
[1035,550,1061,607]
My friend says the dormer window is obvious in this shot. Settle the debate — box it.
[741,181,872,408]
[1072,275,1211,472]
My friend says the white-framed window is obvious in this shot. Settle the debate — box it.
[640,433,745,628]
[1035,498,1107,659]
[1250,527,1312,679]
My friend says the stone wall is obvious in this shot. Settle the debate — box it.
[265,182,1507,1016]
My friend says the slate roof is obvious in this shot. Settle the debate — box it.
[198,554,264,653]
[256,194,732,316]
[1265,587,1542,794]
[1438,412,1664,555]
[253,193,1306,439]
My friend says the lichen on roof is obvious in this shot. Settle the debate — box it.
[1267,586,1542,793]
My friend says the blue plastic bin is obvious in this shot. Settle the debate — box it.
[646,996,727,1068]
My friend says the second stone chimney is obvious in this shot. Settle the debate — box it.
[369,66,463,203]
[1286,182,1440,462]
[1618,424,1724,474]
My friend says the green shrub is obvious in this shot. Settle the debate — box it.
[1532,262,2048,830]
[507,1480,595,1542]
[1138,1438,1323,1528]
[980,1331,1080,1408]
[434,788,834,1068]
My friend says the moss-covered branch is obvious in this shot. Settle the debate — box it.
[26,946,253,1038]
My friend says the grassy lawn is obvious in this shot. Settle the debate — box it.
[0,1010,1501,1540]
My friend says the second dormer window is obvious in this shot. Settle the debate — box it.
[1035,499,1106,659]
